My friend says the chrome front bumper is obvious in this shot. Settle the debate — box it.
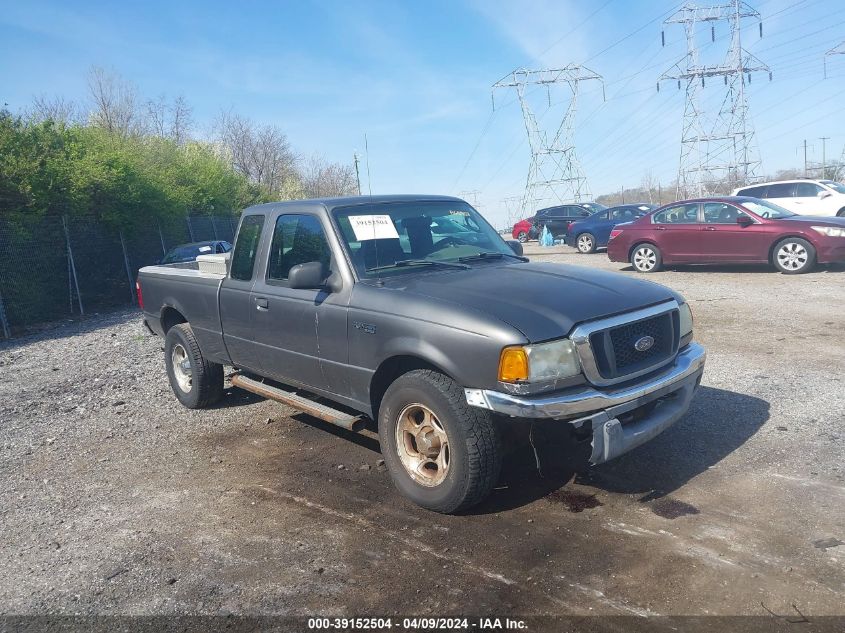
[464,342,706,464]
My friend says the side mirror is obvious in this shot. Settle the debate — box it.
[288,261,328,290]
[736,215,754,226]
[506,239,524,256]
[819,190,832,199]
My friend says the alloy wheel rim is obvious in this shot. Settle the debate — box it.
[777,242,807,271]
[395,403,450,487]
[171,343,192,393]
[634,247,656,271]
[578,235,593,252]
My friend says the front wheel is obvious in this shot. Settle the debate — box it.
[516,231,528,243]
[631,243,662,273]
[576,233,596,254]
[773,237,816,274]
[378,370,501,513]
[164,323,224,409]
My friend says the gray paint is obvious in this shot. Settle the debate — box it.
[138,195,698,420]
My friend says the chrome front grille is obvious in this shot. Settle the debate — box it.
[571,301,680,387]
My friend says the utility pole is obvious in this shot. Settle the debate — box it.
[493,66,605,213]
[804,140,808,177]
[824,41,845,79]
[353,152,362,195]
[458,190,482,208]
[658,0,770,198]
[819,137,830,179]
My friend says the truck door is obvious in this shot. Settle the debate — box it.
[219,214,267,372]
[250,212,344,392]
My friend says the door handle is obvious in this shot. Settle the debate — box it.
[255,297,269,311]
[705,226,717,231]
[655,226,666,231]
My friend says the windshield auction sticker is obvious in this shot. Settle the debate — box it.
[349,215,400,241]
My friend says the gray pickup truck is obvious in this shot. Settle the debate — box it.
[138,195,705,513]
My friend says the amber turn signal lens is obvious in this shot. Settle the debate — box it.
[498,346,529,382]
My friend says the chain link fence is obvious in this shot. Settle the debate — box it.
[0,214,238,338]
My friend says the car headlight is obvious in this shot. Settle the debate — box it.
[812,225,845,237]
[498,339,581,383]
[679,302,693,339]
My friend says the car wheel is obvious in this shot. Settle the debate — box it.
[630,243,662,273]
[164,323,224,409]
[773,237,816,274]
[576,233,596,254]
[378,370,501,513]
[837,208,845,218]
[517,231,528,243]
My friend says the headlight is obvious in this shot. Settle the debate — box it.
[679,302,693,338]
[812,225,845,237]
[498,339,581,383]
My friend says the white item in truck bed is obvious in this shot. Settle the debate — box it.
[196,253,229,275]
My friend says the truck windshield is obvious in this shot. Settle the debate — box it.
[332,201,516,278]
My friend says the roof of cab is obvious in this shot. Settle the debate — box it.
[241,194,465,215]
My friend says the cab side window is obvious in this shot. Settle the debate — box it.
[703,203,750,224]
[652,204,699,224]
[766,183,796,198]
[267,214,331,281]
[230,215,265,281]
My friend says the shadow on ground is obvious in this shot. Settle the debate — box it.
[472,386,769,514]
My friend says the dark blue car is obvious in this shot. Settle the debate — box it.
[565,203,656,253]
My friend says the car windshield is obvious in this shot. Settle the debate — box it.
[740,199,796,219]
[161,243,214,263]
[820,180,845,194]
[332,201,517,278]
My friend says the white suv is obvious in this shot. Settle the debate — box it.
[732,179,845,217]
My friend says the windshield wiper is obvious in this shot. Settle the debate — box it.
[458,252,529,263]
[366,259,470,273]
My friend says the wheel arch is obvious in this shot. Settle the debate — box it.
[628,239,660,261]
[767,234,816,265]
[160,305,188,334]
[370,354,454,421]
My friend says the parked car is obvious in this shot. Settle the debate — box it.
[532,203,607,239]
[138,194,704,513]
[566,204,656,253]
[160,240,232,264]
[732,179,845,217]
[607,196,845,274]
[511,217,536,243]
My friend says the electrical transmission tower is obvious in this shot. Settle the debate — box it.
[493,66,604,212]
[658,1,770,198]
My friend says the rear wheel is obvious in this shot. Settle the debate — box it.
[631,243,662,273]
[378,370,501,513]
[516,231,528,243]
[773,237,816,274]
[164,323,224,408]
[576,233,596,254]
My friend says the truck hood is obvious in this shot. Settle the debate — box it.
[387,262,678,342]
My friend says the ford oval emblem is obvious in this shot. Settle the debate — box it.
[634,336,655,352]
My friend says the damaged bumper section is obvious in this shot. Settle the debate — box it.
[464,342,706,465]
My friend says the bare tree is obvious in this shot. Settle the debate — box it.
[29,95,81,125]
[215,110,299,195]
[641,170,658,204]
[146,94,193,144]
[87,66,144,136]
[301,154,358,198]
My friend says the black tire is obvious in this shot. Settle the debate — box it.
[164,323,224,409]
[576,233,597,254]
[517,231,528,243]
[837,208,845,218]
[630,242,663,273]
[378,369,502,513]
[772,237,816,274]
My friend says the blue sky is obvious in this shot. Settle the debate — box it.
[2,0,844,227]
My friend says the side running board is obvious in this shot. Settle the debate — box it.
[230,373,365,432]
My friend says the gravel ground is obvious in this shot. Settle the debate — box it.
[1,248,844,622]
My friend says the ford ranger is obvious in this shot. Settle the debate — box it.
[137,195,706,513]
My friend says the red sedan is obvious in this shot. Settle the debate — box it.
[607,197,845,274]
